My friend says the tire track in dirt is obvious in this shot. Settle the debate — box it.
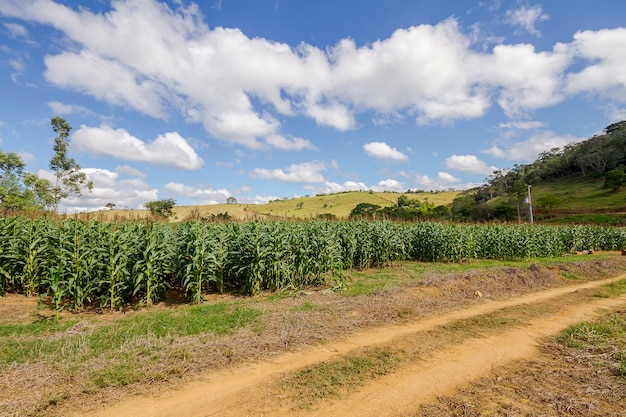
[83,274,626,417]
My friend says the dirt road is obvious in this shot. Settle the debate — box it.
[83,274,626,417]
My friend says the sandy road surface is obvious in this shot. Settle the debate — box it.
[83,274,626,417]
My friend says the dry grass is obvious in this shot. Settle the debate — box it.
[416,311,626,417]
[71,190,460,222]
[2,257,626,416]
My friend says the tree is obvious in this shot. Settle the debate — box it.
[105,202,116,210]
[349,203,380,218]
[397,194,410,207]
[603,169,625,192]
[145,198,176,219]
[49,117,93,212]
[493,201,516,221]
[0,150,26,211]
[226,196,237,204]
[0,150,53,212]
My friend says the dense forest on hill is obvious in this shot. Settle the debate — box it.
[450,121,626,223]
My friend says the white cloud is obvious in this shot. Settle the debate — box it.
[163,182,231,205]
[504,4,549,37]
[372,111,404,126]
[437,171,460,183]
[45,51,168,118]
[498,120,545,130]
[371,178,405,192]
[415,171,460,191]
[4,0,625,147]
[50,167,158,213]
[330,18,491,125]
[363,141,408,161]
[115,164,147,179]
[250,161,327,183]
[18,151,36,164]
[566,28,626,101]
[483,131,581,162]
[239,194,280,204]
[313,180,367,194]
[264,134,316,151]
[445,154,496,175]
[481,43,570,117]
[605,104,626,123]
[47,100,93,116]
[3,22,29,37]
[71,125,204,169]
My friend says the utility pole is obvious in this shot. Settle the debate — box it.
[527,184,534,224]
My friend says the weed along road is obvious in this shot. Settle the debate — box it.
[83,274,626,417]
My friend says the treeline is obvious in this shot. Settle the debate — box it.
[2,216,625,312]
[451,120,626,222]
[349,194,450,221]
[0,117,91,214]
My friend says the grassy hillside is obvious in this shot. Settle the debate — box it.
[79,190,460,222]
[75,175,623,225]
[529,174,626,224]
[248,191,459,220]
[531,175,626,210]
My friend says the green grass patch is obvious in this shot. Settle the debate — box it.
[555,311,626,376]
[594,279,626,298]
[342,257,600,297]
[0,302,260,365]
[290,301,320,312]
[86,303,260,354]
[442,312,520,334]
[545,214,626,225]
[0,317,77,337]
[531,175,625,210]
[283,348,401,408]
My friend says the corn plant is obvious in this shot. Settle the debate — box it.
[178,222,213,303]
[99,223,133,310]
[61,220,101,310]
[44,220,71,317]
[0,217,15,296]
[8,217,51,296]
[132,222,174,306]
[229,222,272,294]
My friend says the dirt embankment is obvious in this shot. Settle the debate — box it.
[83,274,626,417]
[3,257,626,417]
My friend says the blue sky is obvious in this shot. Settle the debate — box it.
[1,0,625,213]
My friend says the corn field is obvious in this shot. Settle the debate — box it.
[0,216,625,310]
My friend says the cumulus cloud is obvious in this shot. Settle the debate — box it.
[2,0,626,148]
[370,179,405,192]
[115,164,147,179]
[163,182,231,205]
[0,0,565,143]
[250,161,327,183]
[52,167,158,213]
[504,4,549,37]
[330,18,491,125]
[566,28,626,101]
[313,180,367,195]
[415,171,460,191]
[445,154,496,175]
[71,125,204,169]
[363,141,408,161]
[483,131,581,162]
[481,43,570,117]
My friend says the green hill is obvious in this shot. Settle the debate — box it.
[86,190,460,222]
[454,120,626,225]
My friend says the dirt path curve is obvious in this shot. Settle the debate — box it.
[84,274,626,417]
